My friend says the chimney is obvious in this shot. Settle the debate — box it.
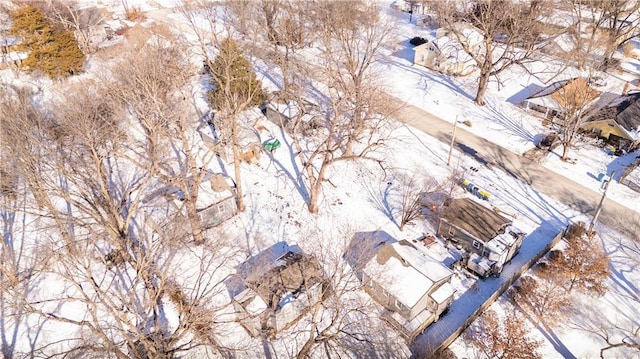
[622,81,631,95]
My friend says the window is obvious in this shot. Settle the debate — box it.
[395,298,405,311]
[448,227,456,236]
[472,240,481,250]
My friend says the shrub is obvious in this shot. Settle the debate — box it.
[207,38,266,110]
[9,5,85,78]
[409,36,427,46]
[125,6,146,22]
[463,120,472,127]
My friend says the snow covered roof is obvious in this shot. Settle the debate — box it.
[0,51,28,62]
[0,36,20,47]
[232,247,326,312]
[265,95,319,128]
[525,78,601,112]
[484,225,525,255]
[392,240,453,284]
[429,23,482,65]
[363,240,453,309]
[153,171,235,209]
[431,282,455,305]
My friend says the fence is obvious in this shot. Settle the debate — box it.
[413,227,567,358]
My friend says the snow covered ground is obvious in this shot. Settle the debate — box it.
[2,1,639,358]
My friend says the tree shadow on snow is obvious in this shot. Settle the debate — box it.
[377,55,475,101]
[511,300,578,359]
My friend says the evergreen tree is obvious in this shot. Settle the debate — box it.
[207,37,265,110]
[204,37,265,213]
[8,6,49,48]
[9,5,85,78]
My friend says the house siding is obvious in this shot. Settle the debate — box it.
[408,292,432,320]
[363,273,413,319]
[437,221,486,256]
[582,120,632,141]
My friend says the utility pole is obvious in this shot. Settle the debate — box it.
[447,117,458,166]
[588,170,614,236]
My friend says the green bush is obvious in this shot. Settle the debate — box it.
[207,38,265,110]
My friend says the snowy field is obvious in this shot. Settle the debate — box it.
[2,0,639,358]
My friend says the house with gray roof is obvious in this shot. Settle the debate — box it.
[582,91,640,150]
[437,198,525,277]
[226,243,328,337]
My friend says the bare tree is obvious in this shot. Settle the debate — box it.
[562,0,609,70]
[541,223,610,295]
[427,0,549,105]
[569,228,639,358]
[551,77,601,161]
[0,96,43,358]
[510,275,572,327]
[274,1,393,213]
[205,37,266,213]
[289,232,408,359]
[1,63,240,358]
[313,1,395,156]
[179,2,266,214]
[41,0,107,55]
[231,0,309,94]
[465,309,543,359]
[104,39,218,245]
[596,0,640,69]
[396,174,440,231]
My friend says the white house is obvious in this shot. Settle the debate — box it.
[360,239,455,339]
[413,24,483,76]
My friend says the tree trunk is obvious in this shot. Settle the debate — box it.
[232,140,245,212]
[307,157,330,214]
[600,44,618,70]
[561,142,570,161]
[185,200,204,244]
[567,276,576,293]
[308,181,320,214]
[475,71,489,106]
[296,323,316,359]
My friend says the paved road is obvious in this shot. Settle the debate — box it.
[386,95,640,238]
